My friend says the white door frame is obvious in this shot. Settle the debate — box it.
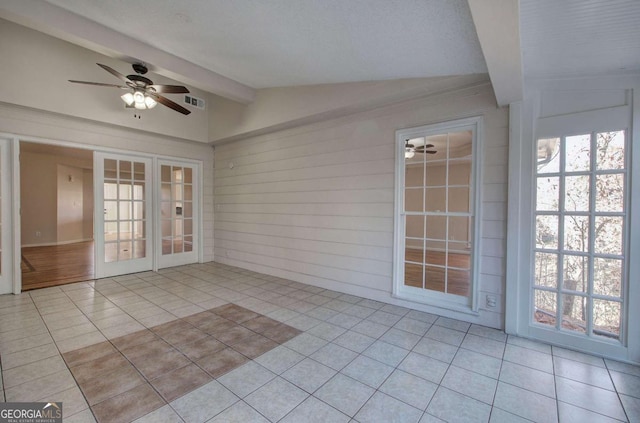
[0,136,16,294]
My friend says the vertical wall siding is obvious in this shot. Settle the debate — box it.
[214,83,508,328]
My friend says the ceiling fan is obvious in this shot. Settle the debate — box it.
[69,63,191,115]
[405,139,436,158]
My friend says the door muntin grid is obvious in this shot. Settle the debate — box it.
[103,159,147,263]
[533,131,627,342]
[403,130,474,299]
[160,165,193,256]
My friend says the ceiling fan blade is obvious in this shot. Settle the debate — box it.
[69,80,129,89]
[149,84,190,94]
[149,93,191,115]
[97,63,131,83]
[424,150,437,154]
[414,144,435,151]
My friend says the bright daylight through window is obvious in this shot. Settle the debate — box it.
[534,131,627,341]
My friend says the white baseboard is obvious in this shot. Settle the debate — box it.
[22,238,93,248]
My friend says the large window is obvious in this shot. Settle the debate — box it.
[533,131,627,341]
[394,117,482,311]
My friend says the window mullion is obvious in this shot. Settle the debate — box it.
[586,132,598,337]
[556,136,566,331]
[444,133,450,294]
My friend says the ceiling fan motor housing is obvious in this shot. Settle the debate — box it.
[127,74,153,87]
[132,63,148,75]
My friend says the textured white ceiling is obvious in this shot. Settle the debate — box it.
[520,0,640,79]
[42,0,488,88]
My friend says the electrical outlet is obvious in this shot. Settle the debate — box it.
[486,294,497,308]
[35,231,41,238]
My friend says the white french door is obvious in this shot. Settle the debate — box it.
[512,97,639,363]
[157,160,199,268]
[532,131,629,344]
[94,152,153,278]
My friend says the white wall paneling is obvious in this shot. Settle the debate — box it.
[214,81,509,328]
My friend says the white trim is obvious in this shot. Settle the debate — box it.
[627,86,640,363]
[1,132,204,165]
[0,137,16,294]
[11,137,21,294]
[393,116,483,313]
[505,101,523,334]
[537,105,630,139]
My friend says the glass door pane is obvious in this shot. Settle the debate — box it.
[158,161,198,268]
[104,160,147,263]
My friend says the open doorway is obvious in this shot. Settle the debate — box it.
[20,142,94,290]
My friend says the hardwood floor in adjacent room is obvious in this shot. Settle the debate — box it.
[21,241,94,291]
[404,249,471,297]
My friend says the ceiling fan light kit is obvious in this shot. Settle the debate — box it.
[69,62,191,115]
[405,145,416,159]
[120,90,157,109]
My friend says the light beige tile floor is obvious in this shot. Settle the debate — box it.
[0,262,638,422]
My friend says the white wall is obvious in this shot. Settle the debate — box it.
[214,81,509,328]
[20,150,92,246]
[82,169,94,240]
[209,75,490,142]
[56,164,85,243]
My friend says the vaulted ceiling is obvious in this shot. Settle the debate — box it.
[1,0,638,106]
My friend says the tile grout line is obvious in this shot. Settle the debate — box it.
[488,329,509,422]
[603,359,631,423]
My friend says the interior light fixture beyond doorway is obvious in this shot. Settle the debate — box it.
[121,90,157,110]
[405,140,416,159]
